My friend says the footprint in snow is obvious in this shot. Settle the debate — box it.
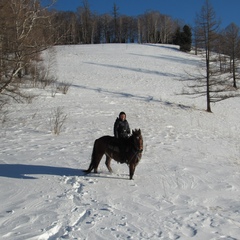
[181,224,197,237]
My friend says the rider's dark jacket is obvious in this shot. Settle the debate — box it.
[114,118,130,139]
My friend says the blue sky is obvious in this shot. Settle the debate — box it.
[42,0,240,28]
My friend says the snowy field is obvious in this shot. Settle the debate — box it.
[1,43,240,239]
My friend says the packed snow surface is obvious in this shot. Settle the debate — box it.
[1,44,240,240]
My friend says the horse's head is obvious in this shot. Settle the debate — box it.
[132,129,143,153]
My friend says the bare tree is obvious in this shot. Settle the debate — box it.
[194,0,221,112]
[137,15,144,43]
[50,107,67,135]
[223,23,240,88]
[112,3,120,43]
[100,14,113,43]
[159,14,177,44]
[0,0,55,104]
[49,10,81,45]
[137,11,158,43]
[129,16,137,43]
[137,11,178,44]
[78,0,92,44]
[118,15,137,43]
[185,0,239,112]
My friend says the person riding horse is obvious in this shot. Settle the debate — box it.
[114,111,130,139]
[85,129,143,180]
[113,112,130,163]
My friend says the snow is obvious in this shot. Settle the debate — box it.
[1,43,240,240]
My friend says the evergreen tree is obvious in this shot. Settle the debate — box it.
[173,27,181,45]
[173,25,192,52]
[180,25,192,52]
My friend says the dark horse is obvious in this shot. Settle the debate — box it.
[84,129,143,180]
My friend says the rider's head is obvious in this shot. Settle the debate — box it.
[119,112,126,121]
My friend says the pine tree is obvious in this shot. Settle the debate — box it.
[173,25,192,52]
[179,25,192,52]
[173,27,181,45]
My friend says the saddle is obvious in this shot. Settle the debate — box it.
[108,144,120,153]
[107,138,128,163]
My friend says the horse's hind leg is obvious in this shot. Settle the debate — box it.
[91,153,104,173]
[105,155,113,173]
[84,162,94,173]
[85,153,103,173]
[85,143,104,174]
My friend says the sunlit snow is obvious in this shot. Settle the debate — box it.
[1,44,240,239]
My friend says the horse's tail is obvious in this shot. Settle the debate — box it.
[84,140,97,173]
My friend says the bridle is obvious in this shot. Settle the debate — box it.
[133,134,143,152]
[127,132,143,164]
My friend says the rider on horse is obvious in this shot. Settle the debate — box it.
[113,112,130,163]
[114,111,130,139]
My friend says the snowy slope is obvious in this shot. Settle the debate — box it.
[0,44,240,240]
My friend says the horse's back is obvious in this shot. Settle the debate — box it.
[95,135,115,144]
[94,135,116,148]
[96,135,114,141]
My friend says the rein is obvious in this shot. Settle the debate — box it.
[127,149,142,165]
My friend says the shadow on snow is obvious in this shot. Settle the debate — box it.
[0,164,84,179]
[84,61,179,79]
[71,83,192,110]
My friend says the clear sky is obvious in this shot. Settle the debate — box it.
[42,0,240,29]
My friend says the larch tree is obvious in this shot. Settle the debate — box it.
[184,0,239,113]
[196,0,220,112]
[223,23,240,88]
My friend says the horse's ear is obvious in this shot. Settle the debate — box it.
[139,129,141,134]
[132,129,135,134]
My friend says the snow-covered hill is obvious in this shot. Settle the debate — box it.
[1,44,240,239]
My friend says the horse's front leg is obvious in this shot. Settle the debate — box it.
[129,163,136,180]
[105,155,113,173]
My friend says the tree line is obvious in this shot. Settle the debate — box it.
[50,2,183,45]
